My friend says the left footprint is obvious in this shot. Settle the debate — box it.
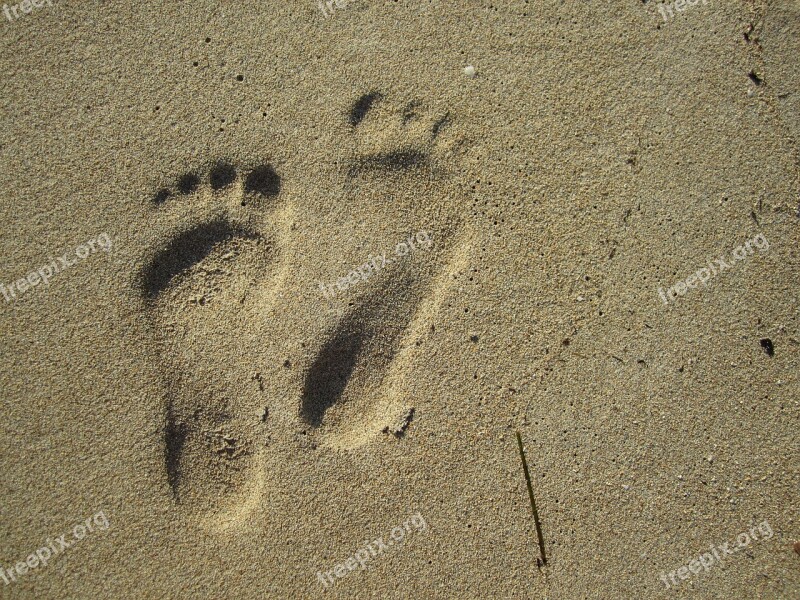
[139,160,283,522]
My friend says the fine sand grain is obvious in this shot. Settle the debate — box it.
[1,1,798,598]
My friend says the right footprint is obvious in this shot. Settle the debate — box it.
[300,92,468,450]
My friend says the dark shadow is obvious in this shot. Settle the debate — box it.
[431,112,451,139]
[349,91,383,126]
[153,188,171,205]
[164,407,187,501]
[301,325,364,427]
[245,164,281,197]
[347,149,428,177]
[177,172,200,194]
[140,220,257,299]
[210,161,237,190]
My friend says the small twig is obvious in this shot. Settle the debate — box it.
[516,430,547,568]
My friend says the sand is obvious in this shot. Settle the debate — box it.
[1,0,798,598]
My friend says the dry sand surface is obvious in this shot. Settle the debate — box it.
[1,0,799,598]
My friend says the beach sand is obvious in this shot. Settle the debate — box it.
[1,0,798,598]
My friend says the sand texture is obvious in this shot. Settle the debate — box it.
[1,0,799,598]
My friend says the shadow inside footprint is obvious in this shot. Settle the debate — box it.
[301,326,364,427]
[347,149,428,177]
[177,173,200,195]
[141,220,259,299]
[164,411,187,497]
[299,268,422,433]
[345,92,451,178]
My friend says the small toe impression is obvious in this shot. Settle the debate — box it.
[245,164,282,197]
[349,91,383,127]
[177,173,201,195]
[210,161,237,190]
[153,188,171,205]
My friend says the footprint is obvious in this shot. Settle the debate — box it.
[300,92,467,449]
[134,93,470,525]
[138,160,288,522]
